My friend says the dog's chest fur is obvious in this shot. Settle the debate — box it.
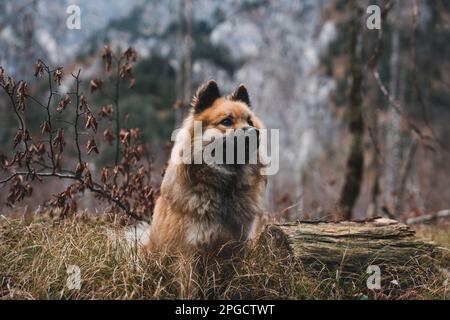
[161,164,263,248]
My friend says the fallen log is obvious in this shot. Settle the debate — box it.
[258,218,446,290]
[405,210,450,225]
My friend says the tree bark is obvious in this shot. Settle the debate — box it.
[338,1,364,220]
[386,2,405,218]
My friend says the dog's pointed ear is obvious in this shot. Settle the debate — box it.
[191,80,221,113]
[230,84,251,107]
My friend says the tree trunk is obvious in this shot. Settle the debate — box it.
[338,1,364,220]
[174,0,184,126]
[366,91,381,218]
[183,0,193,106]
[385,3,403,217]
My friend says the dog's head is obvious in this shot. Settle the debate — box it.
[188,80,264,166]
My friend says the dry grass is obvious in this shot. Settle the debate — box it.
[414,223,450,247]
[414,223,450,272]
[0,215,448,300]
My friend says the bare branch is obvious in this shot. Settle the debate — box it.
[368,0,447,152]
[72,69,83,165]
[410,0,449,152]
[40,59,57,172]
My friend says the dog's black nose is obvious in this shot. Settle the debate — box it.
[244,126,259,135]
[244,126,260,148]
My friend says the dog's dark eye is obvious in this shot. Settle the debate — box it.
[220,118,233,126]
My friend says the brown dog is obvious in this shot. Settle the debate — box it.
[145,80,266,258]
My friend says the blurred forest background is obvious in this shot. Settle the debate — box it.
[0,0,449,222]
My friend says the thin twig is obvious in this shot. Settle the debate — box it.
[368,1,447,152]
[410,0,449,152]
[114,57,123,165]
[40,59,56,172]
[72,69,83,165]
[0,169,147,222]
[1,85,33,174]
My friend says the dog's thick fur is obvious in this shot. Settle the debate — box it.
[146,81,266,258]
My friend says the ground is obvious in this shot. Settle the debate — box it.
[0,214,448,300]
